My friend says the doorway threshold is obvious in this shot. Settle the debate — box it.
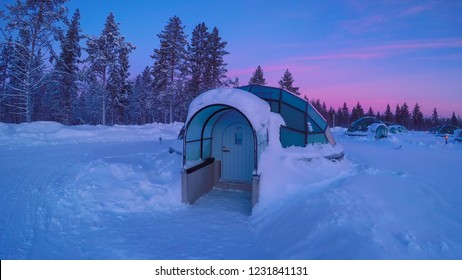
[215,181,252,192]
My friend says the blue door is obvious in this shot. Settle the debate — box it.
[221,122,254,183]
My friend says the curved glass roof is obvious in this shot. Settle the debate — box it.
[437,125,459,135]
[347,116,383,132]
[238,85,335,147]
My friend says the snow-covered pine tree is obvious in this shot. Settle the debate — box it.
[204,27,229,90]
[151,16,189,123]
[130,66,154,124]
[1,0,68,123]
[188,22,209,97]
[53,9,82,124]
[85,16,112,125]
[249,65,266,85]
[278,69,300,95]
[110,37,135,125]
[0,36,14,122]
[86,12,134,125]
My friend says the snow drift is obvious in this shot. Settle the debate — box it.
[0,122,461,259]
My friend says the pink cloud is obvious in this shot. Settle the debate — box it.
[400,3,437,16]
[368,38,462,51]
[342,2,439,35]
[341,15,385,35]
[282,38,462,64]
[288,52,382,61]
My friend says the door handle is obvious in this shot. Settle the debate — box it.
[222,146,230,152]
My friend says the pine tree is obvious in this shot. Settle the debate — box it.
[336,107,343,127]
[204,26,229,90]
[86,12,135,125]
[278,69,300,95]
[311,99,322,113]
[351,101,364,121]
[328,106,335,127]
[0,36,14,122]
[131,66,154,124]
[151,15,189,123]
[400,102,410,127]
[411,103,424,130]
[53,9,82,124]
[228,77,239,88]
[111,41,135,124]
[431,107,439,126]
[188,22,209,96]
[395,104,402,124]
[450,111,459,126]
[321,102,328,119]
[249,65,266,85]
[383,104,393,123]
[1,0,68,122]
[341,102,350,127]
[367,106,374,117]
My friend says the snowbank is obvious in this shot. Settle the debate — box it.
[1,122,461,259]
[0,121,183,147]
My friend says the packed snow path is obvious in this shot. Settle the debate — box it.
[0,122,461,259]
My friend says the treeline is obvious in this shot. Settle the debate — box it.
[248,65,461,131]
[0,1,459,130]
[0,0,231,125]
[309,100,461,131]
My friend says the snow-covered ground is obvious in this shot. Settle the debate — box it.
[1,122,461,259]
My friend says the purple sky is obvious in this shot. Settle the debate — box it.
[5,0,462,117]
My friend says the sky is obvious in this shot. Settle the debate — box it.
[3,0,462,117]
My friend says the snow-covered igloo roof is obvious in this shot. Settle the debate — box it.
[186,87,273,139]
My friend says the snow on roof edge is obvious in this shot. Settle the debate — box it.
[186,88,274,136]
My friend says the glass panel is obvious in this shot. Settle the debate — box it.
[280,103,306,131]
[185,141,201,161]
[202,139,211,158]
[202,109,226,139]
[185,121,203,141]
[238,85,252,92]
[269,101,279,113]
[307,116,323,133]
[281,90,306,111]
[186,105,226,141]
[280,126,306,147]
[245,85,281,100]
[307,103,327,131]
[307,133,328,144]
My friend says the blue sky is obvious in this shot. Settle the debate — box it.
[3,0,462,117]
